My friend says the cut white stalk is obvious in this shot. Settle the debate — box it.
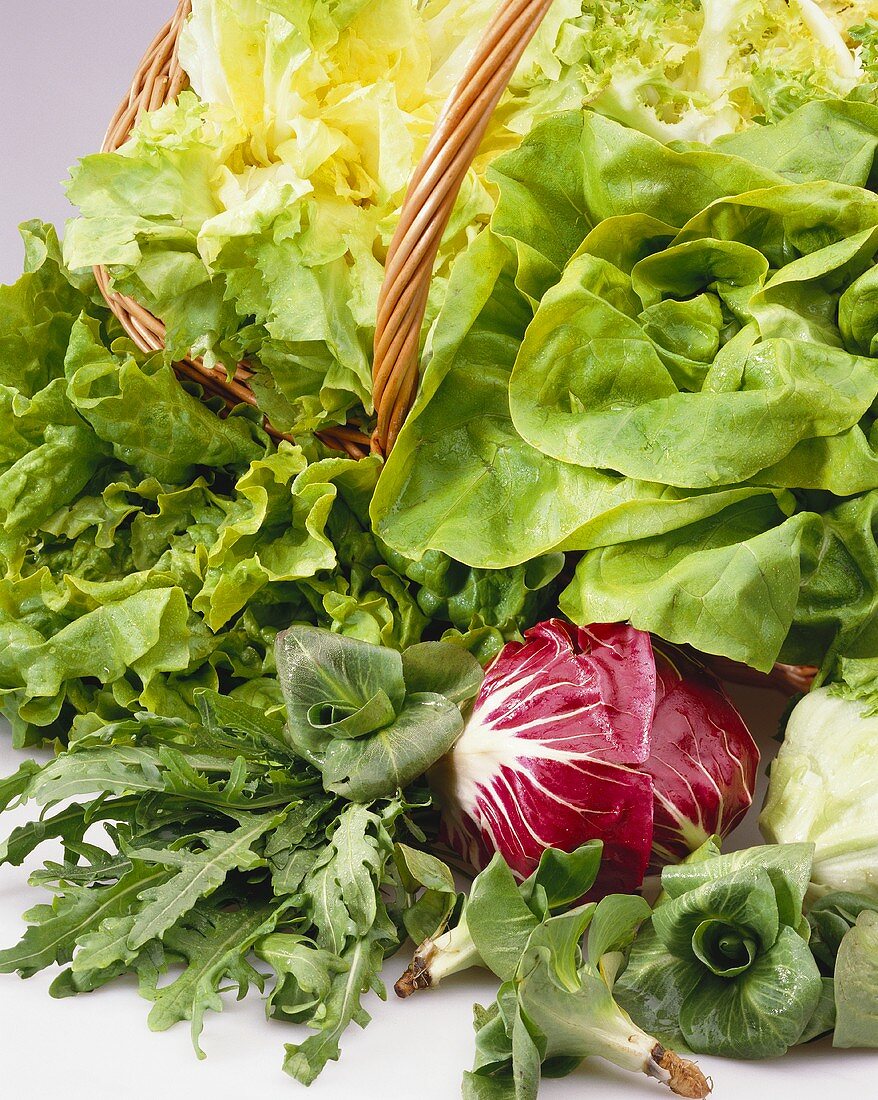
[395,912,481,997]
[396,923,711,1098]
[581,1011,711,1098]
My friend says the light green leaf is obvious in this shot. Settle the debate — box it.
[466,855,542,982]
[561,501,816,672]
[762,688,878,900]
[401,642,485,706]
[833,909,878,1048]
[394,843,458,945]
[526,906,596,993]
[588,894,652,967]
[521,842,604,912]
[64,315,265,482]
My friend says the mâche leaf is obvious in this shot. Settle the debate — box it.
[276,627,483,801]
[615,841,822,1058]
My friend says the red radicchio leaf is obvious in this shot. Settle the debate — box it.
[644,642,759,872]
[432,620,759,896]
[430,619,658,894]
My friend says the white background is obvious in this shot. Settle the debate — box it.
[0,3,875,1098]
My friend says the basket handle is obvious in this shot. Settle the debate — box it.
[371,0,555,456]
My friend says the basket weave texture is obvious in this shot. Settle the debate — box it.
[94,0,815,695]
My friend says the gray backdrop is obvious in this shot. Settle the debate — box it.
[0,3,168,283]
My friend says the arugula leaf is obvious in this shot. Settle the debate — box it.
[147,900,282,1057]
[111,813,283,960]
[256,933,347,1020]
[0,863,169,978]
[282,928,391,1086]
[0,798,138,868]
[302,804,388,955]
[0,696,452,1085]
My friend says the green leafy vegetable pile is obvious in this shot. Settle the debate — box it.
[5,1,878,1094]
[0,681,470,1084]
[373,98,878,673]
[0,225,557,748]
[396,835,878,1095]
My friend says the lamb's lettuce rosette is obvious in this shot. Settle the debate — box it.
[372,100,878,672]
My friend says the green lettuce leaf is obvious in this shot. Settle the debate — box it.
[65,1,877,438]
[833,909,878,1048]
[276,626,482,800]
[374,101,878,670]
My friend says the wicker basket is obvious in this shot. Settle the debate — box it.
[94,0,816,695]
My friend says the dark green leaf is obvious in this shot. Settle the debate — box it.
[679,926,822,1058]
[277,625,406,745]
[401,642,485,706]
[797,977,837,1044]
[282,929,389,1085]
[147,901,280,1057]
[320,692,463,801]
[614,921,702,1050]
[0,863,168,977]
